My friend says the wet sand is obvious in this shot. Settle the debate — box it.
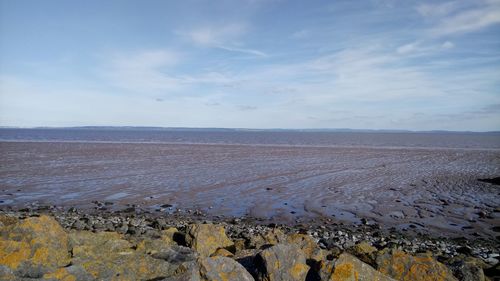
[1,141,499,239]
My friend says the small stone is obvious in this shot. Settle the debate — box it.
[233,238,246,252]
[247,228,286,249]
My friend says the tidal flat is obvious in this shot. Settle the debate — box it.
[1,129,499,240]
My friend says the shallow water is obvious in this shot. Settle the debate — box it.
[0,128,499,238]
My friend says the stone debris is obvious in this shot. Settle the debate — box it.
[0,212,497,281]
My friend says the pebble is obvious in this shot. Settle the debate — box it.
[1,205,498,265]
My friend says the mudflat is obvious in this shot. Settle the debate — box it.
[1,135,499,239]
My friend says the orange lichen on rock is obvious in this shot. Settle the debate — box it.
[333,263,355,280]
[331,253,396,281]
[43,268,77,281]
[290,262,309,280]
[376,249,457,281]
[0,215,70,274]
[0,240,31,269]
[185,223,234,256]
[199,256,255,281]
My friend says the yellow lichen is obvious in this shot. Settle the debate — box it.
[0,240,31,269]
[31,247,49,264]
[289,262,308,280]
[43,268,77,281]
[378,250,455,281]
[333,263,354,280]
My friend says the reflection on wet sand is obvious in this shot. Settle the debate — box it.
[1,140,499,239]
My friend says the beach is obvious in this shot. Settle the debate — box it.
[1,129,499,280]
[1,129,499,240]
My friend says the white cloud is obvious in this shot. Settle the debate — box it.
[180,23,267,57]
[291,29,309,39]
[110,50,179,70]
[216,46,267,57]
[97,49,243,95]
[186,23,247,46]
[395,41,455,55]
[441,41,455,49]
[416,1,462,18]
[417,1,500,36]
[432,6,500,36]
[397,42,419,54]
[101,50,184,93]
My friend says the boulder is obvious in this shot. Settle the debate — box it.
[69,230,179,280]
[151,245,199,264]
[210,248,234,258]
[0,215,18,227]
[447,257,486,281]
[484,263,499,280]
[199,256,255,281]
[255,243,309,281]
[165,260,201,281]
[161,227,182,245]
[136,237,177,255]
[286,233,323,261]
[233,238,247,252]
[317,260,336,281]
[0,265,16,281]
[185,224,234,256]
[163,256,255,281]
[0,215,71,277]
[234,249,261,277]
[42,265,95,281]
[323,253,396,281]
[376,249,457,281]
[248,228,286,249]
[348,241,377,266]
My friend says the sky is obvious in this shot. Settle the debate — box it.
[0,0,499,131]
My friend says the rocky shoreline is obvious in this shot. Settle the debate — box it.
[1,208,499,280]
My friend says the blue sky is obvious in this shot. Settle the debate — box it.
[1,0,499,131]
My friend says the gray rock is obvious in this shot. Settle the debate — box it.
[255,243,309,281]
[152,245,199,264]
[449,260,485,281]
[199,256,255,281]
[164,261,201,281]
[320,253,397,281]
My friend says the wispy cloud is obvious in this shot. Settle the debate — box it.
[1,0,499,130]
[237,105,258,111]
[417,0,500,36]
[216,46,267,57]
[99,50,183,93]
[179,23,267,57]
[396,40,454,55]
[99,49,238,94]
[185,23,247,46]
[416,1,463,18]
[291,29,309,39]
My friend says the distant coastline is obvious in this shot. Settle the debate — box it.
[1,126,499,134]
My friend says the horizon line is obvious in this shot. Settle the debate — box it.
[0,125,499,134]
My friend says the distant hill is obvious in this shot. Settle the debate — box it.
[1,126,498,134]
